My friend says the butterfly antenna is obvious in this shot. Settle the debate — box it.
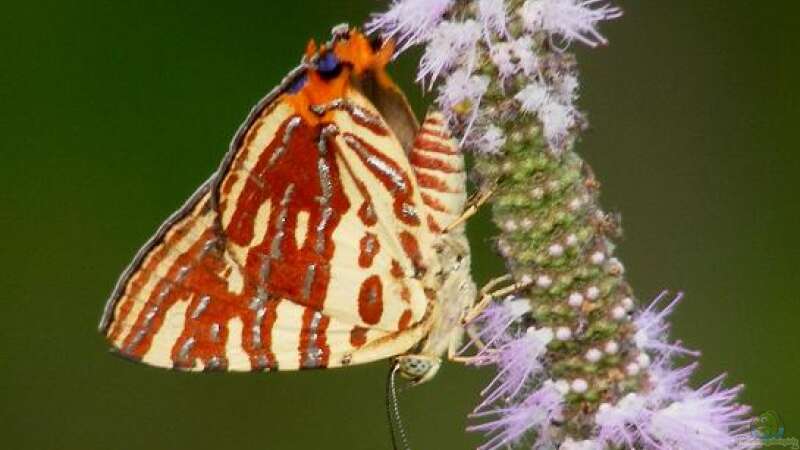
[386,362,412,450]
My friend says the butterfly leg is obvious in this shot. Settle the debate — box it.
[446,325,495,364]
[443,183,497,233]
[448,275,531,364]
[461,275,532,325]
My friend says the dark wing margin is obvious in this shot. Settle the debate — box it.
[210,65,308,211]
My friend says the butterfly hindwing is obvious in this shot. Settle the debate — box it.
[410,112,468,234]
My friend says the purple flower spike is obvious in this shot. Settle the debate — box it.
[596,369,758,450]
[473,326,554,411]
[469,382,564,450]
[634,292,701,357]
[649,375,757,450]
[647,358,698,405]
[519,0,623,47]
[461,297,531,355]
[366,0,454,52]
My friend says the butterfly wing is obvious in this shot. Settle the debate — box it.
[100,33,441,372]
[409,112,468,234]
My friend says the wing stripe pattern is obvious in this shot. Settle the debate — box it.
[216,107,355,370]
[409,113,467,233]
[342,133,421,227]
[321,92,440,364]
[107,189,216,348]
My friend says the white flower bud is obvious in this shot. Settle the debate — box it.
[590,251,606,265]
[626,362,641,376]
[622,297,635,311]
[568,292,584,307]
[536,275,552,288]
[565,234,579,246]
[571,378,589,393]
[556,326,572,341]
[554,379,571,395]
[586,348,602,362]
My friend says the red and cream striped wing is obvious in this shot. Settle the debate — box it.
[98,180,256,370]
[410,112,468,234]
[100,82,438,372]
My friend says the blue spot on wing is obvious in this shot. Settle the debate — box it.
[286,72,307,94]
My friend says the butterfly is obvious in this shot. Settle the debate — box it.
[98,25,484,384]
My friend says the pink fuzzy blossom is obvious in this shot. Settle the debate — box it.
[366,0,453,51]
[556,72,580,101]
[519,0,623,47]
[595,369,757,450]
[591,293,755,449]
[478,0,509,37]
[468,382,564,450]
[475,125,507,154]
[462,297,531,353]
[418,20,482,86]
[489,42,517,78]
[561,438,605,450]
[595,393,650,448]
[634,292,701,357]
[647,358,698,405]
[437,67,489,139]
[472,326,553,411]
[648,376,756,450]
[539,100,576,150]
[437,68,489,114]
[490,37,539,79]
[510,36,539,75]
[515,81,550,113]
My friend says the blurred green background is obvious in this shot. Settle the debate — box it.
[1,1,798,449]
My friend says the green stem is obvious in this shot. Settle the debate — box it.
[462,9,642,436]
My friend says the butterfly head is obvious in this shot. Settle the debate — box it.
[288,25,418,149]
[305,26,395,80]
[396,355,441,385]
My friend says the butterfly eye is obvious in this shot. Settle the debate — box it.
[316,52,342,79]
